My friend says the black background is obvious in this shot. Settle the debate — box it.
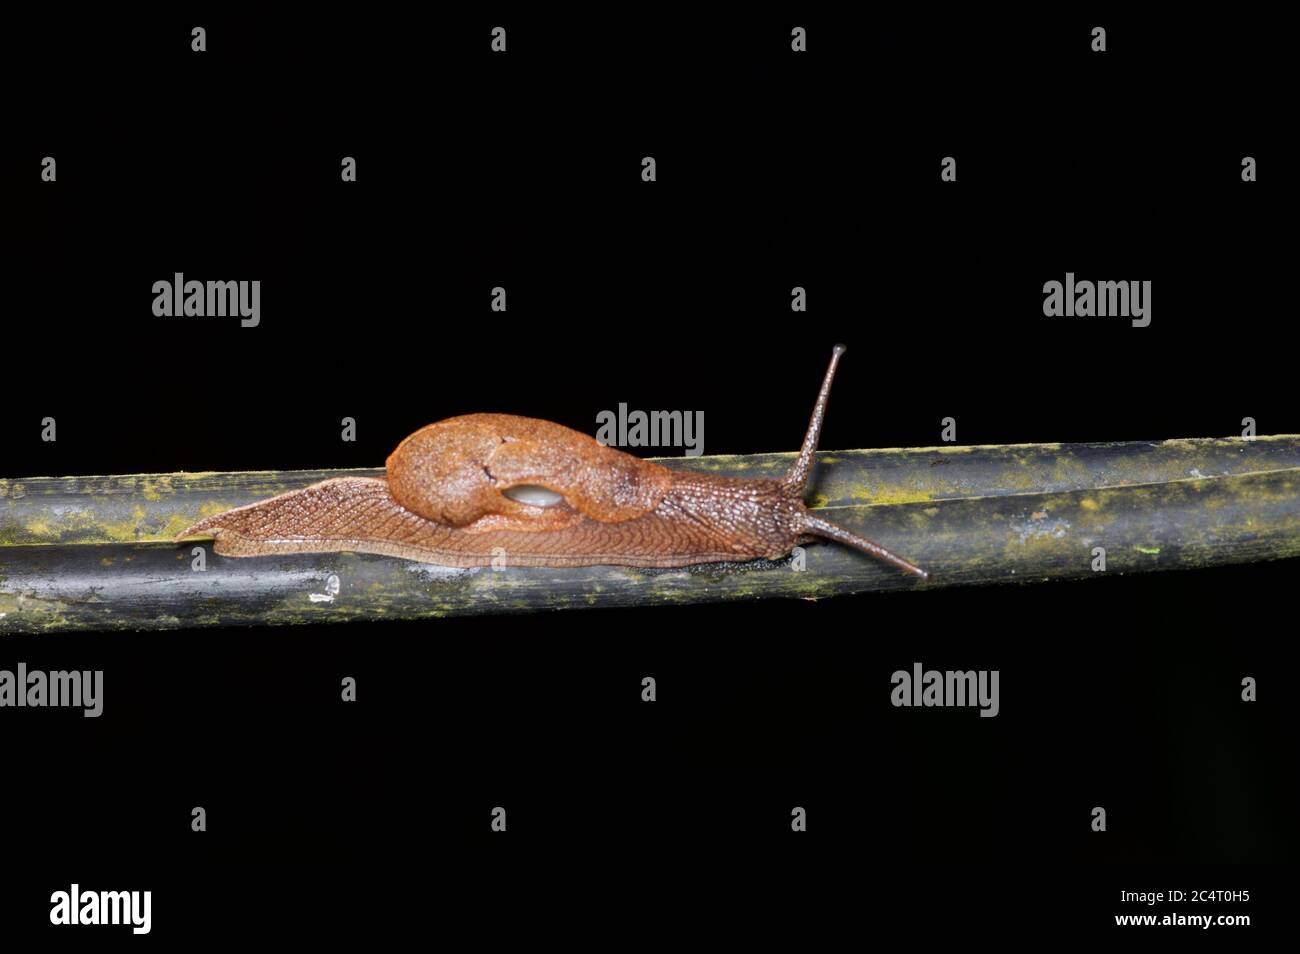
[3,6,1295,941]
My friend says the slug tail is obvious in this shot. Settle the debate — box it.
[174,477,393,558]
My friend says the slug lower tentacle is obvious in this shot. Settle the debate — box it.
[177,345,929,579]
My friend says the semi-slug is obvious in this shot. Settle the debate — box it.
[178,346,929,579]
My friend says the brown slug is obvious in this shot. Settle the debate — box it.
[178,345,929,579]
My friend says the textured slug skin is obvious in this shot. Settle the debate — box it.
[177,413,813,568]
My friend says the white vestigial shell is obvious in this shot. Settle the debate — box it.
[502,484,566,507]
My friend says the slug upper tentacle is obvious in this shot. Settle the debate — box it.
[178,346,930,579]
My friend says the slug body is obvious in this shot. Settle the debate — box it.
[179,347,929,579]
